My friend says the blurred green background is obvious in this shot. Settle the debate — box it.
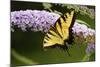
[11,1,95,66]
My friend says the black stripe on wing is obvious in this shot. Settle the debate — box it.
[50,24,63,39]
[61,15,66,22]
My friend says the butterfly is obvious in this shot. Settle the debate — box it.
[43,9,76,55]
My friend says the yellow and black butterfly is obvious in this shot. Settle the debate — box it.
[43,9,76,55]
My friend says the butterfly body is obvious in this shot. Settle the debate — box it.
[43,10,76,51]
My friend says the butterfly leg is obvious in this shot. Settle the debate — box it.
[59,45,71,56]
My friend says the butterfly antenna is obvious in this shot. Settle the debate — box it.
[66,49,70,56]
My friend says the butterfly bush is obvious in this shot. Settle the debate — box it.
[72,22,95,38]
[11,10,95,56]
[11,10,60,32]
[72,22,95,56]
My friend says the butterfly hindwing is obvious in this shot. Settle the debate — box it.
[43,10,75,48]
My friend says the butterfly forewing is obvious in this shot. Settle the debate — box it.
[62,11,75,39]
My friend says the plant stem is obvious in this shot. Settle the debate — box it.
[82,55,89,61]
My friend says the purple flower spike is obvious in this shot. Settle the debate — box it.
[72,21,95,38]
[86,42,95,56]
[11,10,60,32]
